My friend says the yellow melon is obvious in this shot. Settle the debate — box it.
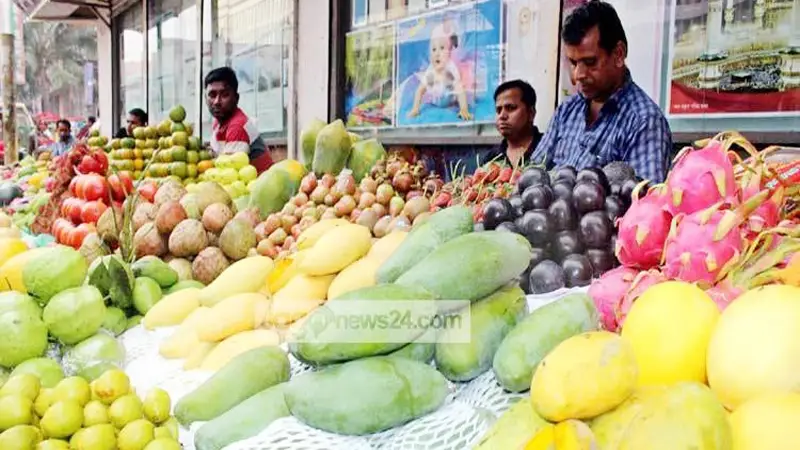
[729,392,800,450]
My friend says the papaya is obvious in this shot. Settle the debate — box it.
[299,118,326,170]
[248,167,295,219]
[376,206,473,283]
[396,231,532,303]
[288,284,436,365]
[311,119,351,176]
[435,285,526,382]
[297,224,371,276]
[347,139,386,181]
[474,399,549,450]
[285,356,448,435]
[194,383,289,450]
[269,159,307,192]
[131,256,178,288]
[175,346,290,426]
[492,293,598,392]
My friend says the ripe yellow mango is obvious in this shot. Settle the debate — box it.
[199,256,273,307]
[295,218,349,250]
[267,274,334,325]
[327,256,381,300]
[158,307,210,359]
[297,224,371,276]
[366,231,408,263]
[197,293,269,342]
[200,330,281,371]
[143,288,200,330]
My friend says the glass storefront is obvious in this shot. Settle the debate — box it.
[117,4,146,127]
[114,0,292,140]
[201,0,293,141]
[148,0,199,128]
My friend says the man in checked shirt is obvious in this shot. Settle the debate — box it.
[532,1,672,183]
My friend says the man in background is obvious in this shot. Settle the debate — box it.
[485,79,543,169]
[532,0,672,182]
[76,116,96,140]
[205,67,273,173]
[51,119,75,156]
[115,108,148,138]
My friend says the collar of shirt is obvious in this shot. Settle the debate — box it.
[489,126,542,165]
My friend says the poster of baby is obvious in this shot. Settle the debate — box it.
[395,0,502,127]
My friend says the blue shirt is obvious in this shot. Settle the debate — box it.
[51,136,75,157]
[531,72,672,183]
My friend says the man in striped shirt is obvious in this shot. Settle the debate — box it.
[532,1,672,183]
[205,67,273,174]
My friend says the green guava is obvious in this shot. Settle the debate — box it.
[10,357,64,388]
[63,333,125,380]
[0,291,42,319]
[43,286,107,345]
[22,245,87,304]
[101,307,128,337]
[0,310,48,368]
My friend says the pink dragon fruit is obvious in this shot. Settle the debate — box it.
[705,282,743,312]
[664,140,738,216]
[587,266,639,332]
[616,269,667,329]
[662,190,769,288]
[615,182,672,269]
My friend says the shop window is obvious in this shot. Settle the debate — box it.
[118,5,146,127]
[337,0,562,141]
[148,0,198,127]
[201,0,292,141]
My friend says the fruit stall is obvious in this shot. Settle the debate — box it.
[0,113,798,449]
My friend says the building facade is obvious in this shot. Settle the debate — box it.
[69,0,800,157]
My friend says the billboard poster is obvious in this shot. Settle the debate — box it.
[344,24,396,128]
[666,0,800,118]
[394,0,503,128]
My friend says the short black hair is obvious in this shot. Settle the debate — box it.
[88,116,96,123]
[57,119,70,129]
[204,67,239,92]
[128,108,148,124]
[494,79,537,109]
[562,1,627,54]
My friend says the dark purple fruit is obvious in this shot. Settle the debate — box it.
[579,211,614,249]
[585,248,615,278]
[517,167,551,192]
[620,178,645,204]
[604,195,626,224]
[521,184,554,211]
[561,254,593,287]
[553,166,577,184]
[577,167,610,195]
[548,198,579,232]
[518,209,552,246]
[528,260,565,294]
[509,195,524,218]
[529,246,550,269]
[572,181,606,214]
[553,230,584,261]
[482,198,514,230]
[495,221,520,234]
[552,181,574,203]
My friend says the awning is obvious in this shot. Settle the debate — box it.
[13,0,110,27]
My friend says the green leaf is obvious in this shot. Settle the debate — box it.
[87,258,112,296]
[107,256,134,310]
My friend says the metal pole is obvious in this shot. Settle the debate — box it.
[1,32,16,165]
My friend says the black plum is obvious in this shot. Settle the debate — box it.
[579,211,614,249]
[518,209,552,246]
[572,181,606,214]
[553,230,584,261]
[562,254,594,287]
[528,260,566,294]
[517,167,551,192]
[482,198,514,230]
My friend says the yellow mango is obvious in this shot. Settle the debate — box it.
[266,251,305,294]
[183,342,216,370]
[524,420,597,450]
[158,307,211,359]
[200,330,281,371]
[268,274,334,325]
[0,227,21,239]
[531,331,638,422]
[199,256,273,307]
[297,224,371,276]
[143,288,201,330]
[327,256,381,299]
[0,247,49,292]
[295,218,349,250]
[197,293,268,342]
[366,231,408,263]
[0,239,29,268]
[730,392,800,450]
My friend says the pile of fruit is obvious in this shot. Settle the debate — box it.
[0,368,179,449]
[589,131,799,332]
[199,152,258,200]
[477,165,636,295]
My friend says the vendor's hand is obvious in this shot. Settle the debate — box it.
[408,106,421,118]
[458,108,473,121]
